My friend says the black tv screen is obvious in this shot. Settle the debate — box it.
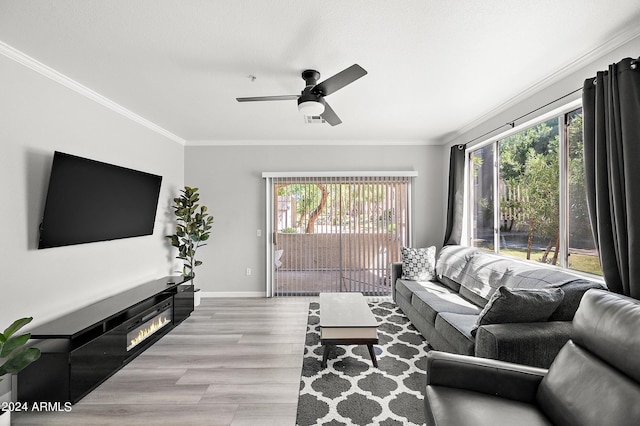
[38,151,163,249]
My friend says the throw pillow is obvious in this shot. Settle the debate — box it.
[471,286,565,336]
[401,246,436,281]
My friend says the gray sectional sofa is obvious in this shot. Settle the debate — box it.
[391,245,605,368]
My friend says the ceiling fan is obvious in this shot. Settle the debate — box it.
[236,64,367,126]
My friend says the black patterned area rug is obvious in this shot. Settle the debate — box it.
[296,300,429,426]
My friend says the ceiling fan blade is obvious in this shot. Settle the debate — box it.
[236,95,299,102]
[321,101,342,126]
[311,64,367,96]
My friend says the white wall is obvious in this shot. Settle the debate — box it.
[445,35,640,150]
[0,55,184,328]
[185,143,445,296]
[441,34,640,239]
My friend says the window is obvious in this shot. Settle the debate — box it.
[469,145,495,249]
[467,107,602,276]
[499,117,560,262]
[566,109,601,274]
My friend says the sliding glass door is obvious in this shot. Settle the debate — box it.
[264,173,414,296]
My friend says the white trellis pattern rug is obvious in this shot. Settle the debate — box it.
[296,301,429,426]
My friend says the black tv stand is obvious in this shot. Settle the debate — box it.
[18,276,193,404]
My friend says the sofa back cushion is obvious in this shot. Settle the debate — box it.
[536,290,640,426]
[499,267,604,321]
[435,245,605,318]
[458,252,532,306]
[546,279,604,321]
[439,246,538,306]
[435,245,479,293]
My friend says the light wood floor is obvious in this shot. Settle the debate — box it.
[13,297,311,426]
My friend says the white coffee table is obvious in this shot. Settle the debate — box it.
[319,292,379,368]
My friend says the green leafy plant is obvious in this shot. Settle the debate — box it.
[166,186,214,280]
[0,317,41,381]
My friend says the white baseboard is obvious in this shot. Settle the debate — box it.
[200,291,266,298]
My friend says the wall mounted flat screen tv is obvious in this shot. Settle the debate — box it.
[38,151,163,249]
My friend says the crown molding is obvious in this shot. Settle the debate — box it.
[0,41,185,146]
[443,24,640,145]
[186,138,436,146]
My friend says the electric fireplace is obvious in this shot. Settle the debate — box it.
[126,301,172,351]
[17,276,193,405]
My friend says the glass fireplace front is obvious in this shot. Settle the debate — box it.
[126,304,172,351]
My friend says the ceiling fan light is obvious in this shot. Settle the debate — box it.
[298,100,325,116]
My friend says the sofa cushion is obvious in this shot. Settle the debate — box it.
[437,246,529,305]
[395,279,453,303]
[471,286,565,336]
[435,245,479,292]
[459,252,534,304]
[434,312,477,355]
[411,290,482,325]
[501,268,605,321]
[547,279,605,321]
[459,286,492,308]
[401,246,437,281]
[436,246,605,317]
[438,275,462,292]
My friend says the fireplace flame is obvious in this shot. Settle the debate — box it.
[128,314,171,351]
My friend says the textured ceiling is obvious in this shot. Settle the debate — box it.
[1,1,639,144]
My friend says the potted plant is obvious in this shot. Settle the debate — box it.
[1,317,41,425]
[166,186,214,306]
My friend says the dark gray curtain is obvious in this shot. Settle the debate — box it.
[583,57,640,298]
[443,144,466,245]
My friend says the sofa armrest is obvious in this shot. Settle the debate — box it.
[426,351,547,404]
[475,321,572,368]
[390,262,403,302]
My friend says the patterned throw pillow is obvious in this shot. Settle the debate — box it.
[401,246,436,281]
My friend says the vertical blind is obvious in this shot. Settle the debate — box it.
[264,172,415,297]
